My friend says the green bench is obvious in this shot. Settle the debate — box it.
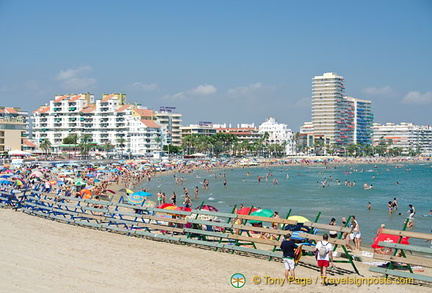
[369,228,432,283]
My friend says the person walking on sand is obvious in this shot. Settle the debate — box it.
[280,233,298,282]
[314,234,333,286]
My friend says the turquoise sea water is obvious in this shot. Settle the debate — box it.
[138,162,432,248]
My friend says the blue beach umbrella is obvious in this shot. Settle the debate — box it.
[131,191,152,197]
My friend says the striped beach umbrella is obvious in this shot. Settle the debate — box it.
[126,194,146,205]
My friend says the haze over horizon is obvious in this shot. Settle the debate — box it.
[1,0,431,131]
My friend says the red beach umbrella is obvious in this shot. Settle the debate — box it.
[157,203,177,209]
[237,207,258,215]
[371,234,410,249]
[196,205,219,212]
[175,206,192,212]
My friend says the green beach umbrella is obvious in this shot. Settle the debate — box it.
[249,209,274,224]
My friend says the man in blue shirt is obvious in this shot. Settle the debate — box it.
[280,233,298,281]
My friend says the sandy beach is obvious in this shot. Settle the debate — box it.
[1,208,431,293]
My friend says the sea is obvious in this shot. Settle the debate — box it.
[138,161,432,248]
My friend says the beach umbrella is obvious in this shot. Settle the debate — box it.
[131,191,152,197]
[105,189,116,194]
[85,174,95,178]
[0,175,11,178]
[155,204,178,217]
[157,203,177,209]
[80,189,92,199]
[249,209,274,224]
[288,215,310,223]
[174,206,193,217]
[126,189,134,194]
[196,205,218,212]
[75,180,86,186]
[31,171,43,177]
[371,234,410,249]
[15,179,25,186]
[143,200,156,208]
[126,194,146,205]
[237,207,258,215]
[175,206,192,212]
[0,180,11,184]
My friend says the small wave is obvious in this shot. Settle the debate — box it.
[208,197,215,201]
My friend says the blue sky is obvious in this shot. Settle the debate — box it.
[0,0,431,131]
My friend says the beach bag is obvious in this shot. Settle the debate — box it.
[318,241,328,258]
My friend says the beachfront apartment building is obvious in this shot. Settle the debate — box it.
[372,122,432,155]
[180,124,216,138]
[213,123,262,144]
[258,117,295,155]
[155,109,182,147]
[32,93,171,157]
[310,72,373,151]
[0,107,28,153]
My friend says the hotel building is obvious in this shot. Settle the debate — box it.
[258,117,295,155]
[32,93,181,157]
[372,122,432,155]
[213,123,262,145]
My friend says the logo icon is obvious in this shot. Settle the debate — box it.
[230,273,246,288]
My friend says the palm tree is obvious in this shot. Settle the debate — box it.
[40,139,52,157]
[79,134,93,159]
[103,142,115,158]
[63,133,79,158]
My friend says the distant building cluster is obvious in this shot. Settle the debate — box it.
[1,72,431,157]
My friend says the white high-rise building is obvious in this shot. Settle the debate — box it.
[258,117,294,155]
[312,72,349,146]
